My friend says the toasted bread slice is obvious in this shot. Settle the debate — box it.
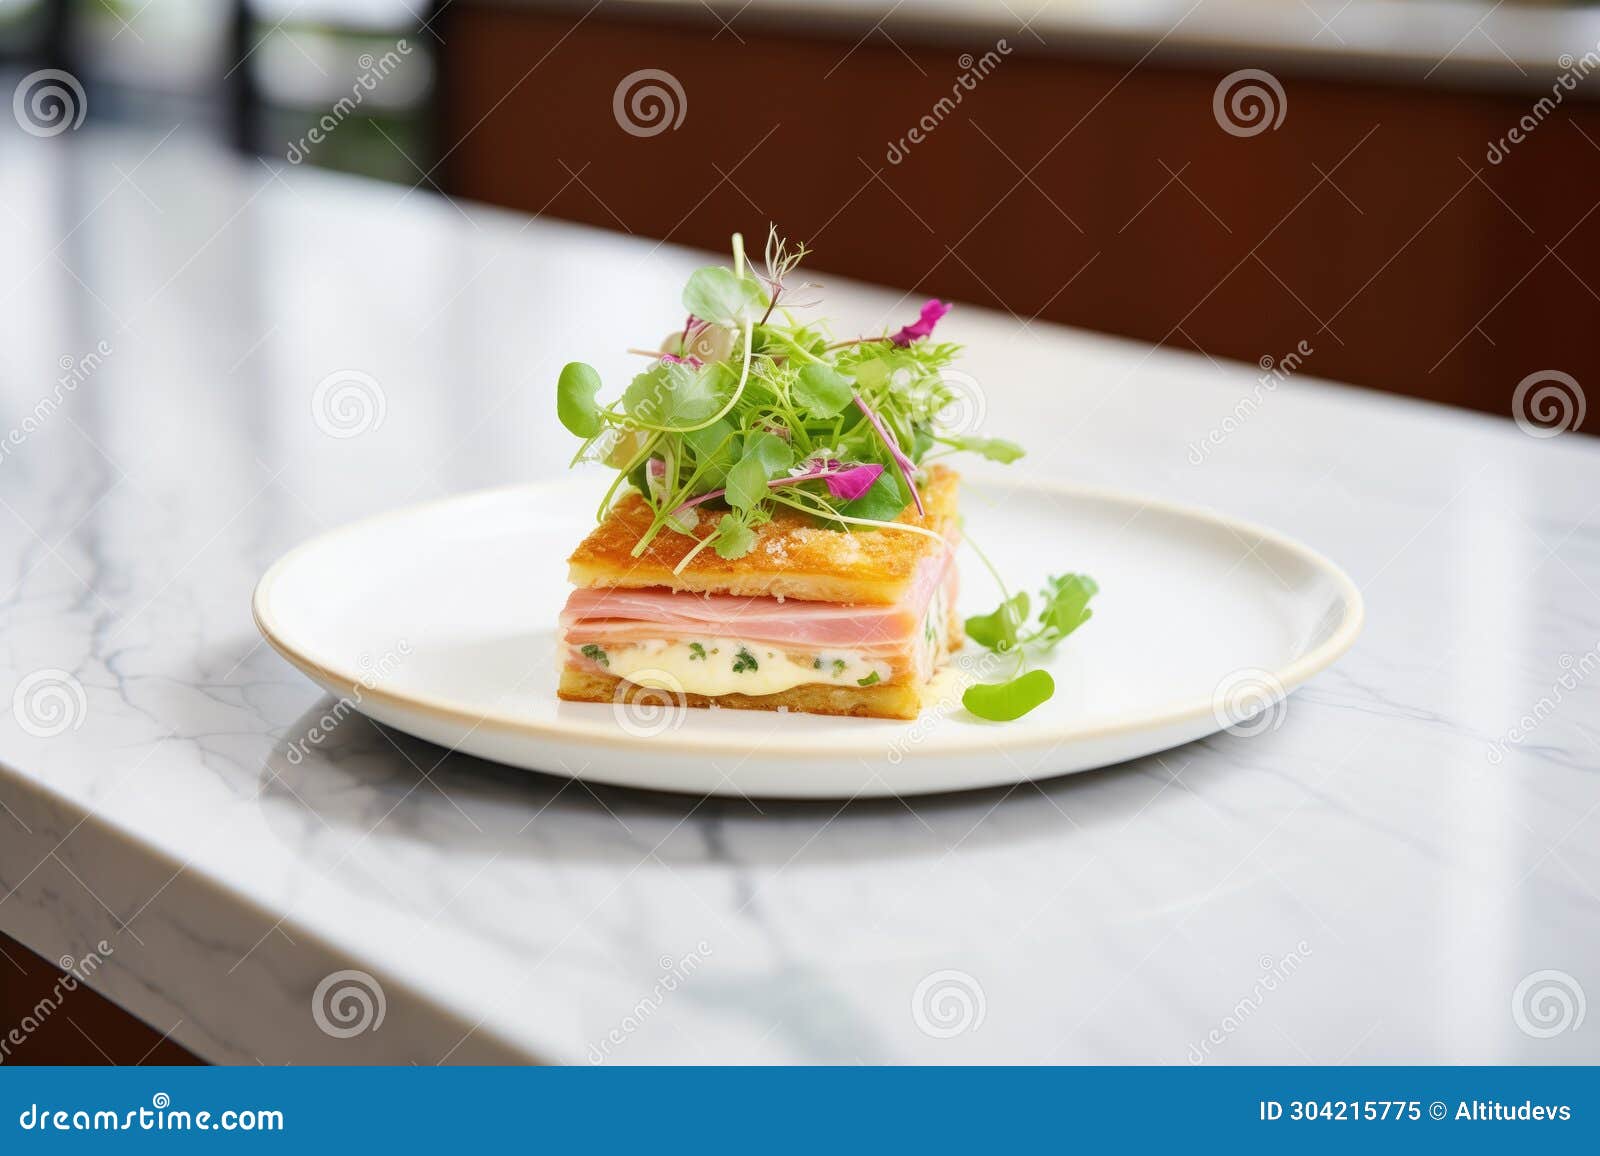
[558,667,926,720]
[567,466,959,604]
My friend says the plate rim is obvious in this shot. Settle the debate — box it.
[252,476,1365,758]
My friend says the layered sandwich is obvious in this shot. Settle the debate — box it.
[553,229,1033,722]
[559,466,961,719]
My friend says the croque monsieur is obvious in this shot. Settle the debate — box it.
[559,466,961,720]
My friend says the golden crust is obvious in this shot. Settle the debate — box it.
[567,466,960,605]
[558,668,924,721]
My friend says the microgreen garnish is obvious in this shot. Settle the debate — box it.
[960,571,1098,722]
[555,228,1019,560]
[554,229,1103,725]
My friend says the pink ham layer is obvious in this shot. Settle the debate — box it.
[562,552,955,655]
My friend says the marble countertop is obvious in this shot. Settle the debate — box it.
[2,129,1598,1065]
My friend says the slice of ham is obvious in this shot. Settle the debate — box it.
[563,551,954,652]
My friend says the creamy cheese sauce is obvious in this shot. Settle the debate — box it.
[594,638,889,697]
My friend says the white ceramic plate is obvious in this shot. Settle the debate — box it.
[253,477,1362,799]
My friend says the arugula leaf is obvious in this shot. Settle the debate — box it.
[724,430,793,512]
[1037,574,1098,640]
[792,364,855,418]
[557,362,604,438]
[682,266,767,326]
[944,434,1025,464]
[963,670,1055,722]
[964,592,1029,651]
[712,512,756,559]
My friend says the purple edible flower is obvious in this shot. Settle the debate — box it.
[890,299,950,346]
[821,462,883,500]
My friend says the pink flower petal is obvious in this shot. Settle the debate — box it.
[890,299,951,346]
[822,463,884,501]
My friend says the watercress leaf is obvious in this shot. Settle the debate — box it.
[962,669,1055,722]
[793,364,855,418]
[1037,574,1098,642]
[683,419,737,487]
[557,362,603,438]
[724,430,793,512]
[622,361,729,427]
[947,434,1026,464]
[682,266,767,326]
[964,592,1029,651]
[712,512,755,559]
[839,466,907,521]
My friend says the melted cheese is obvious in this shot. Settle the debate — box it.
[602,638,888,698]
